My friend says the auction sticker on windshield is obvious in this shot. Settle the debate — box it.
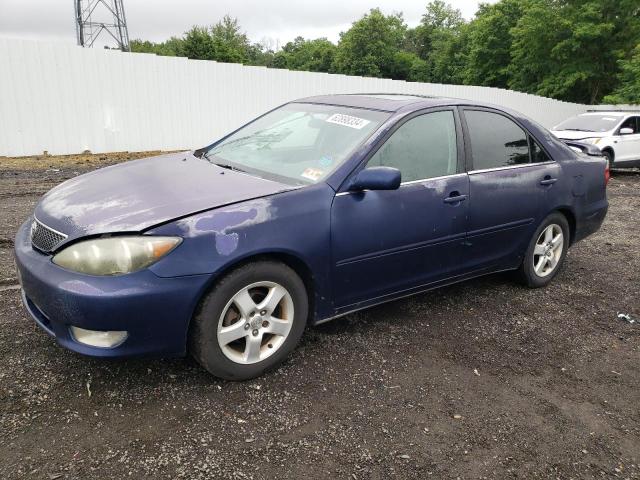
[301,167,325,181]
[326,113,370,129]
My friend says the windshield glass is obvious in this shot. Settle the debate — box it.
[555,114,622,133]
[204,103,389,185]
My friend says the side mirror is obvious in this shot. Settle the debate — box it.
[349,167,401,191]
[620,127,634,135]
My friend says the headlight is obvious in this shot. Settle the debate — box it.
[52,236,181,275]
[581,137,602,145]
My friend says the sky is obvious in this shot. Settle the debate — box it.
[0,0,495,49]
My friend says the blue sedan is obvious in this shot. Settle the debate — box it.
[15,94,609,379]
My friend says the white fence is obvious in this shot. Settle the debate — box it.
[0,37,631,157]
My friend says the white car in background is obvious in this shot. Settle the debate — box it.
[552,112,640,168]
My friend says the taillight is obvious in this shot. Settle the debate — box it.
[604,162,610,186]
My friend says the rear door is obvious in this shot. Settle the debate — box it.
[460,108,560,271]
[331,108,469,309]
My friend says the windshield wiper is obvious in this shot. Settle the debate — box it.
[210,161,248,173]
[201,151,247,172]
[563,128,594,132]
[208,132,292,155]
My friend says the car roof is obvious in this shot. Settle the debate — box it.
[292,93,488,113]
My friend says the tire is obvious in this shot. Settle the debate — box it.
[189,261,308,380]
[602,149,614,168]
[515,212,570,288]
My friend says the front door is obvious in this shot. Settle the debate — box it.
[331,109,469,309]
[616,116,640,162]
[461,108,559,270]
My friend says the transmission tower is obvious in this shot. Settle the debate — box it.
[74,0,131,51]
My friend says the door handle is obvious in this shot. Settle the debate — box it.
[540,177,557,186]
[443,192,467,204]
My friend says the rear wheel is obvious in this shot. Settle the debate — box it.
[190,261,308,380]
[516,212,569,288]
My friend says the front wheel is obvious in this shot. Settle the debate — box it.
[190,261,308,380]
[515,212,569,288]
[602,149,614,168]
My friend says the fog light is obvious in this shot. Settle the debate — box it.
[70,326,128,348]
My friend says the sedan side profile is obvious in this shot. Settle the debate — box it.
[15,94,609,380]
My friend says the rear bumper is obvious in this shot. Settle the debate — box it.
[574,200,608,243]
[14,219,211,358]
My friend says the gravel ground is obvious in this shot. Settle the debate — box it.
[0,153,639,479]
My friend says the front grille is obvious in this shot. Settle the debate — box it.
[31,218,67,253]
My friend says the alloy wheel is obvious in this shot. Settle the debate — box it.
[533,224,564,278]
[217,281,294,364]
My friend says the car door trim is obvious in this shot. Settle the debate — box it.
[335,230,468,267]
[317,264,515,322]
[466,217,535,239]
[468,161,555,175]
[335,172,468,196]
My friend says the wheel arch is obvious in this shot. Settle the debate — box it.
[553,207,576,245]
[601,146,615,161]
[189,250,317,334]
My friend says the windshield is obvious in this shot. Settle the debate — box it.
[555,114,622,133]
[204,103,389,185]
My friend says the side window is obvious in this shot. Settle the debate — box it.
[530,137,551,163]
[618,117,638,132]
[366,111,458,182]
[464,110,530,170]
[619,117,637,133]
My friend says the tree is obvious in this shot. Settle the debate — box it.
[390,50,430,82]
[127,2,640,104]
[181,26,214,60]
[604,44,640,104]
[508,1,564,96]
[272,37,337,72]
[464,0,526,88]
[509,0,640,104]
[429,22,472,84]
[406,1,466,83]
[410,0,464,58]
[181,16,253,63]
[130,37,184,56]
[423,0,464,30]
[333,9,408,79]
[209,15,252,63]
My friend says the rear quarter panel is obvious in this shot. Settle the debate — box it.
[552,153,608,242]
[517,115,609,242]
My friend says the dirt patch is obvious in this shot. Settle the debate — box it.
[0,151,170,171]
[0,156,638,479]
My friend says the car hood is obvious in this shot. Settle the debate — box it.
[34,151,293,242]
[551,130,606,140]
